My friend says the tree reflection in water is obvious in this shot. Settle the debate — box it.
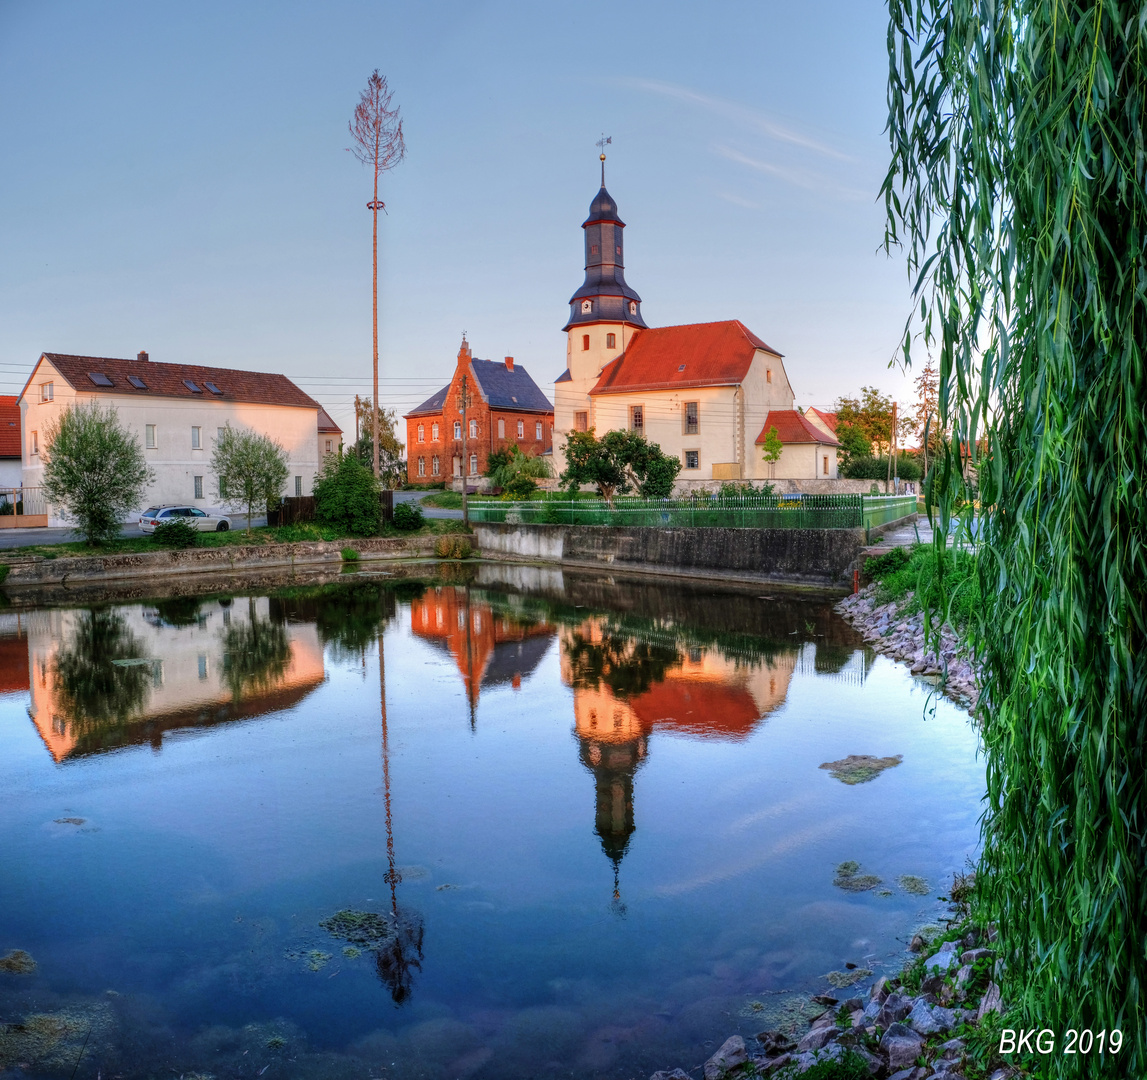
[564,631,681,699]
[51,608,152,734]
[220,597,290,703]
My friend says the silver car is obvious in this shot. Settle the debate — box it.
[139,505,232,533]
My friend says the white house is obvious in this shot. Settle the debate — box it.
[0,396,22,489]
[553,179,839,487]
[19,351,341,526]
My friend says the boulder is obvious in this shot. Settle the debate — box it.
[703,1035,747,1080]
[923,940,960,973]
[755,1031,794,1057]
[869,976,890,1001]
[875,992,913,1028]
[940,1037,966,1055]
[758,1053,791,1073]
[650,1072,691,1080]
[977,982,1003,1022]
[796,1025,840,1053]
[793,1044,845,1072]
[960,947,994,965]
[880,1022,924,1072]
[955,964,974,988]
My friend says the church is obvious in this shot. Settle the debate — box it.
[552,165,839,487]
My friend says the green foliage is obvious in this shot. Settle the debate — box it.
[865,544,980,633]
[559,428,681,504]
[488,444,552,499]
[391,501,423,531]
[341,547,360,562]
[886,3,1147,1073]
[434,535,472,559]
[212,424,290,535]
[0,564,10,584]
[842,454,920,482]
[863,546,910,579]
[483,447,512,478]
[759,424,783,467]
[834,386,911,454]
[221,597,289,703]
[40,402,154,545]
[775,1048,872,1079]
[717,481,775,498]
[313,451,382,536]
[150,519,199,549]
[351,399,405,488]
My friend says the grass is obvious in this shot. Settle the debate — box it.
[864,543,980,633]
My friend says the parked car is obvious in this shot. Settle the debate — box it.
[139,505,232,533]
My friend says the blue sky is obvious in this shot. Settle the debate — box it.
[0,0,917,435]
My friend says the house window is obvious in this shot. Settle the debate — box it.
[431,455,440,475]
[535,421,543,440]
[517,420,524,438]
[629,405,643,434]
[417,424,425,443]
[469,419,478,438]
[325,439,333,453]
[146,424,157,449]
[575,411,588,432]
[823,455,829,475]
[498,418,505,438]
[31,431,38,455]
[40,382,53,402]
[590,244,599,254]
[295,476,302,496]
[767,369,772,383]
[191,426,201,449]
[454,420,462,439]
[582,334,590,351]
[684,401,699,435]
[684,450,700,469]
[469,454,478,476]
[432,422,439,440]
[198,655,208,680]
[418,457,426,476]
[606,333,616,348]
[194,475,204,499]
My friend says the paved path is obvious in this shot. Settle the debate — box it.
[0,514,268,551]
[394,490,463,520]
[861,514,977,561]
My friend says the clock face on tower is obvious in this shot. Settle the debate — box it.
[581,300,592,314]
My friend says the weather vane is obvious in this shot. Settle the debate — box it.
[596,134,611,184]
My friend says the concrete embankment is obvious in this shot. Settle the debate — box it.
[1,535,440,590]
[473,522,876,587]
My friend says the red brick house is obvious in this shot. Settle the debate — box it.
[404,338,554,484]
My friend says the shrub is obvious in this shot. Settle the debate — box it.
[151,519,199,549]
[843,454,921,481]
[434,535,472,559]
[314,452,381,536]
[341,547,360,562]
[392,502,424,531]
[864,546,910,578]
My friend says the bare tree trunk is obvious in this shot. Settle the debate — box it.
[372,164,381,481]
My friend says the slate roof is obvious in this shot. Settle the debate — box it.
[755,410,841,447]
[317,407,342,433]
[28,354,321,411]
[405,360,554,418]
[589,320,781,396]
[0,396,20,458]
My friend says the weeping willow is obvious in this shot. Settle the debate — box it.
[884,2,1145,1075]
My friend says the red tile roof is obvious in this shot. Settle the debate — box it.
[588,320,781,396]
[317,407,342,433]
[29,354,321,411]
[806,407,838,433]
[0,396,19,458]
[755,410,841,446]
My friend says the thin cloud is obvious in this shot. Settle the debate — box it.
[628,77,853,162]
[716,144,870,202]
[717,191,760,209]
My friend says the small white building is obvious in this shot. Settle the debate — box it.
[0,396,22,490]
[19,351,341,526]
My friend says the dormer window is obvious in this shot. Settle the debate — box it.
[581,299,592,314]
[127,375,147,390]
[628,301,637,315]
[204,381,223,395]
[87,372,113,387]
[183,379,203,393]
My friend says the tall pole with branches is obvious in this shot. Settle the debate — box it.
[349,70,406,482]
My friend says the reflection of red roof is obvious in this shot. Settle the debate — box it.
[589,320,781,396]
[0,396,20,458]
[628,677,762,740]
[0,634,29,693]
[806,407,838,434]
[756,409,840,447]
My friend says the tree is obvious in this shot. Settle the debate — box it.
[211,424,289,534]
[314,449,381,535]
[559,429,680,504]
[488,444,552,499]
[759,425,783,475]
[886,3,1146,1073]
[352,397,404,488]
[349,71,406,482]
[834,421,874,469]
[40,401,154,545]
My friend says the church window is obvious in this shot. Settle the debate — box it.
[629,405,643,434]
[431,422,439,440]
[417,457,425,476]
[629,301,637,314]
[582,334,590,350]
[823,455,829,475]
[606,333,616,348]
[469,418,478,438]
[498,418,505,438]
[432,455,440,475]
[684,449,700,469]
[575,411,588,432]
[454,420,462,439]
[517,420,524,438]
[417,424,424,442]
[684,401,699,435]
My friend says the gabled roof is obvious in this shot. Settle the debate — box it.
[588,320,782,396]
[27,354,321,410]
[404,360,554,419]
[755,410,841,447]
[317,407,342,434]
[805,407,839,434]
[0,396,20,458]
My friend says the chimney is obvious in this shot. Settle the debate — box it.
[137,351,149,362]
[504,356,514,371]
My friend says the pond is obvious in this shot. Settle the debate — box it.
[0,564,984,1079]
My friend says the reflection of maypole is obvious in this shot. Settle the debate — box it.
[376,627,424,1003]
[464,585,476,731]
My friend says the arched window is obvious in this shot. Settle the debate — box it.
[517,420,524,437]
[498,418,505,438]
[469,419,478,438]
[417,457,425,476]
[417,424,425,442]
[431,422,439,440]
[432,456,440,475]
[454,420,462,439]
[582,334,590,350]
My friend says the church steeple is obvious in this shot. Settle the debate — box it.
[562,183,646,332]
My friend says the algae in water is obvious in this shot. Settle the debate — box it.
[0,949,35,974]
[819,754,903,785]
[824,968,874,988]
[833,862,882,892]
[898,875,930,895]
[319,909,392,949]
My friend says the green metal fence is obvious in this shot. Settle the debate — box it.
[861,495,918,531]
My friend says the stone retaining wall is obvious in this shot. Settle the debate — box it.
[472,522,865,587]
[2,535,440,589]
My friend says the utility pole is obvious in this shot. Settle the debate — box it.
[886,401,897,495]
[458,375,470,528]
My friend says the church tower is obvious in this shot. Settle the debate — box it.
[553,154,646,471]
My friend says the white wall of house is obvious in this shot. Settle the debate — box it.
[760,442,839,481]
[21,359,321,526]
[0,460,22,489]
